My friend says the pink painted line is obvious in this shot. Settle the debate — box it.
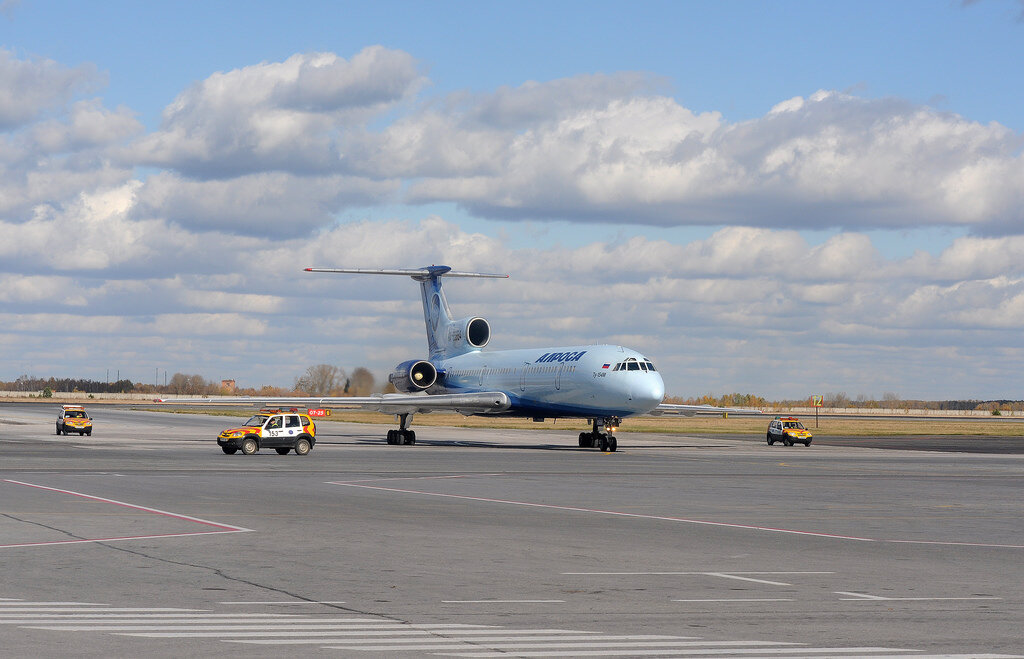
[1,479,253,549]
[0,530,247,549]
[327,480,1024,549]
[325,481,876,542]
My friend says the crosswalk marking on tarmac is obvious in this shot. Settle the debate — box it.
[2,597,1022,658]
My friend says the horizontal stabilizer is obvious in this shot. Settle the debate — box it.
[305,267,508,279]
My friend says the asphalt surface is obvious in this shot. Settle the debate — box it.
[1,402,1023,658]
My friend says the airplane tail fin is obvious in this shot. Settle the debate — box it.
[305,266,508,360]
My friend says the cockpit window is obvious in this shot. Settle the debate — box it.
[612,363,621,371]
[644,361,656,372]
[627,360,640,371]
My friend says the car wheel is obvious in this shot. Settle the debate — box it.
[241,438,258,455]
[221,445,238,454]
[783,438,793,446]
[85,430,91,436]
[275,448,290,455]
[294,438,311,456]
[766,433,774,445]
[804,440,812,446]
[56,425,61,435]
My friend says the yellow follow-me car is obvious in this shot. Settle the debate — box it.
[56,405,93,436]
[766,416,812,446]
[217,408,317,456]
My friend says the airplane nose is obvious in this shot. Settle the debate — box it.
[635,373,665,410]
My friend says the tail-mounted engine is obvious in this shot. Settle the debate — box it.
[388,359,438,393]
[445,316,490,352]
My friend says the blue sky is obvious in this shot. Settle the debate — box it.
[1,0,1023,399]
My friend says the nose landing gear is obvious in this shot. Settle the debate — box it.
[578,417,620,451]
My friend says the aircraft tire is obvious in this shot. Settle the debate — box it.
[598,436,608,451]
[607,436,617,452]
[578,433,588,447]
[406,431,416,445]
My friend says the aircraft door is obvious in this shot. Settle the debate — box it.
[519,363,528,392]
[555,362,563,390]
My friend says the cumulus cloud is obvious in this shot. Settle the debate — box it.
[0,48,103,130]
[403,88,1024,234]
[130,47,424,178]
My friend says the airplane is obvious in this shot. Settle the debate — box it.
[158,266,759,451]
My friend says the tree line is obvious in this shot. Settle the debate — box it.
[0,364,383,397]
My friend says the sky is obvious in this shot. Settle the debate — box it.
[1,0,1023,400]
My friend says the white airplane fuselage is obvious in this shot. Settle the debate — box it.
[433,344,665,419]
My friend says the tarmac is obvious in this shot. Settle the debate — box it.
[1,402,1023,658]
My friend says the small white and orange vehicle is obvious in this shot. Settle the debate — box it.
[216,408,316,456]
[56,405,93,436]
[766,416,812,446]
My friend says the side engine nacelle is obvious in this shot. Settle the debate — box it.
[444,316,490,352]
[388,359,438,393]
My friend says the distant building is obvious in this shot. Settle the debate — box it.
[221,379,236,393]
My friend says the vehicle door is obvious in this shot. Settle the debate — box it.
[262,415,287,447]
[283,415,303,444]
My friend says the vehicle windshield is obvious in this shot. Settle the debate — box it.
[65,410,85,418]
[244,414,269,427]
[783,421,805,429]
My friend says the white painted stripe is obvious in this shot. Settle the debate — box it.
[834,591,887,600]
[703,572,792,586]
[436,648,915,658]
[839,596,1003,601]
[0,613,314,620]
[0,602,106,606]
[31,623,489,632]
[753,656,1021,659]
[563,572,833,576]
[122,628,595,638]
[672,599,794,602]
[0,607,201,613]
[227,635,689,645]
[321,641,798,651]
[326,481,878,542]
[1,618,369,625]
[220,601,348,605]
[442,600,565,603]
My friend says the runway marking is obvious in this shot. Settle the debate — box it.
[434,648,915,657]
[120,628,586,638]
[836,591,1002,602]
[219,600,348,605]
[29,623,491,632]
[442,600,565,604]
[672,598,794,602]
[235,635,691,645]
[0,479,253,549]
[327,478,1024,548]
[6,596,1019,658]
[326,480,876,542]
[0,602,106,606]
[321,640,797,651]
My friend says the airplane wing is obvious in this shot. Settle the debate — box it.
[650,403,764,417]
[155,392,512,416]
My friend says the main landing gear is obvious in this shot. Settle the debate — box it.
[578,417,620,452]
[385,413,416,445]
